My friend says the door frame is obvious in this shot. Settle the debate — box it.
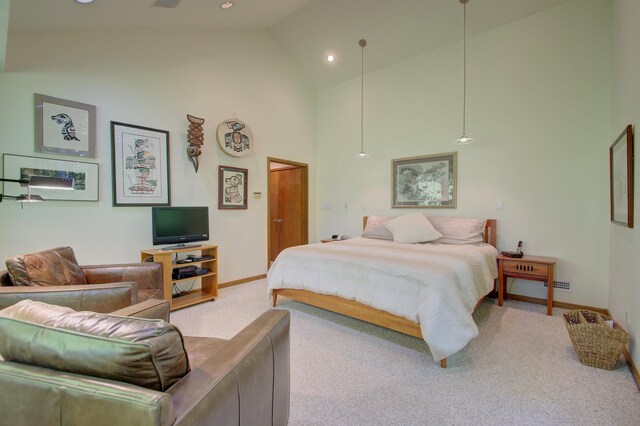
[267,157,309,269]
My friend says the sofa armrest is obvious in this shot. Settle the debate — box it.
[112,299,170,321]
[168,309,290,426]
[82,263,163,298]
[0,282,138,313]
[0,361,175,426]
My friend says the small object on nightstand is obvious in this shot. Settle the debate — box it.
[501,241,524,258]
[497,254,557,316]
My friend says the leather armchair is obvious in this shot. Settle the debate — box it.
[0,247,164,313]
[0,299,290,426]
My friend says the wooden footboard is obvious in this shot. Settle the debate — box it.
[271,288,484,369]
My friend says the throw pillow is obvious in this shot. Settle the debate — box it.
[426,216,486,244]
[5,246,87,286]
[383,213,442,244]
[361,215,396,240]
[0,300,190,391]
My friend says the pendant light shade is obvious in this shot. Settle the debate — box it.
[356,38,369,158]
[453,0,476,145]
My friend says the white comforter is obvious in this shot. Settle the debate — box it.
[267,237,498,361]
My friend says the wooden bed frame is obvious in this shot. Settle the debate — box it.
[272,218,497,368]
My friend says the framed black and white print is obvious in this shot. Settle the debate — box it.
[218,165,248,210]
[111,121,171,207]
[610,124,634,228]
[3,154,99,201]
[392,152,457,208]
[35,94,96,158]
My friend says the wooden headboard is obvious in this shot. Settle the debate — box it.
[362,216,497,248]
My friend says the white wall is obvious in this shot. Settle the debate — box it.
[316,0,611,307]
[610,0,640,369]
[0,28,316,282]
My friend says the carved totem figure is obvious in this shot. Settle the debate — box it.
[186,114,205,172]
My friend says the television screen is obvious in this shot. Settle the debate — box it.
[152,206,209,248]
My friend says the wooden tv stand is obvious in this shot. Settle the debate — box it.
[140,244,218,311]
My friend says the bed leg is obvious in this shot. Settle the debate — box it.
[272,292,278,307]
[440,359,447,369]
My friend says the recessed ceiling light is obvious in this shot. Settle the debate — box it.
[325,52,336,64]
[220,1,234,9]
[326,54,335,62]
[75,0,95,3]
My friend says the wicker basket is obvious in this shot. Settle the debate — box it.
[563,310,629,370]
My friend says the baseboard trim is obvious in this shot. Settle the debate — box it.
[504,293,608,315]
[219,274,266,289]
[603,309,640,392]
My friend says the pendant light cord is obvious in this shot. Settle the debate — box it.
[462,1,467,136]
[361,41,365,153]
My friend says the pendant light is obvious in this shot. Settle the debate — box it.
[453,0,476,145]
[356,39,369,158]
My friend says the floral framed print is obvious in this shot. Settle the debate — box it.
[610,124,634,228]
[218,165,248,210]
[3,154,98,201]
[392,152,457,208]
[35,94,96,158]
[111,121,171,207]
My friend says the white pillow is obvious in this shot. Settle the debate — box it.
[426,216,486,245]
[383,213,442,244]
[362,215,396,240]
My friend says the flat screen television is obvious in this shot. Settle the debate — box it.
[152,206,209,250]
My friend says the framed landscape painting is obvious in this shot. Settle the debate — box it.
[3,154,98,201]
[35,94,96,158]
[111,121,171,207]
[392,152,457,208]
[610,124,634,228]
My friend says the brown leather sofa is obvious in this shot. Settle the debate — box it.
[0,246,164,312]
[0,299,291,426]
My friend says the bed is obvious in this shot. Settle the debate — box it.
[268,215,498,367]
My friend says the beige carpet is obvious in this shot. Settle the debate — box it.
[171,279,640,425]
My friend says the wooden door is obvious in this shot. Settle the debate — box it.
[268,160,308,263]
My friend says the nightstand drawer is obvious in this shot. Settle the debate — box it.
[502,261,548,277]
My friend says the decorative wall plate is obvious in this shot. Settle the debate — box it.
[216,118,254,157]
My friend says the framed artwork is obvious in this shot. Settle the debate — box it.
[218,165,248,210]
[392,152,457,208]
[610,124,634,228]
[111,121,171,207]
[35,94,96,158]
[216,118,254,157]
[3,154,98,201]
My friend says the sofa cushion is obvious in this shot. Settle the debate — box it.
[0,300,190,391]
[5,247,88,286]
[138,288,161,302]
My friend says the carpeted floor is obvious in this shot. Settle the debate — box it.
[171,279,640,425]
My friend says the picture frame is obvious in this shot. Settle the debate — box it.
[218,165,248,210]
[610,124,634,228]
[35,94,96,158]
[111,121,171,207]
[3,154,99,201]
[392,152,457,208]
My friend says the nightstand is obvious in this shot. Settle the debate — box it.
[497,254,557,316]
[320,239,338,243]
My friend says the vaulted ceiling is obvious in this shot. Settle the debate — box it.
[6,0,572,88]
